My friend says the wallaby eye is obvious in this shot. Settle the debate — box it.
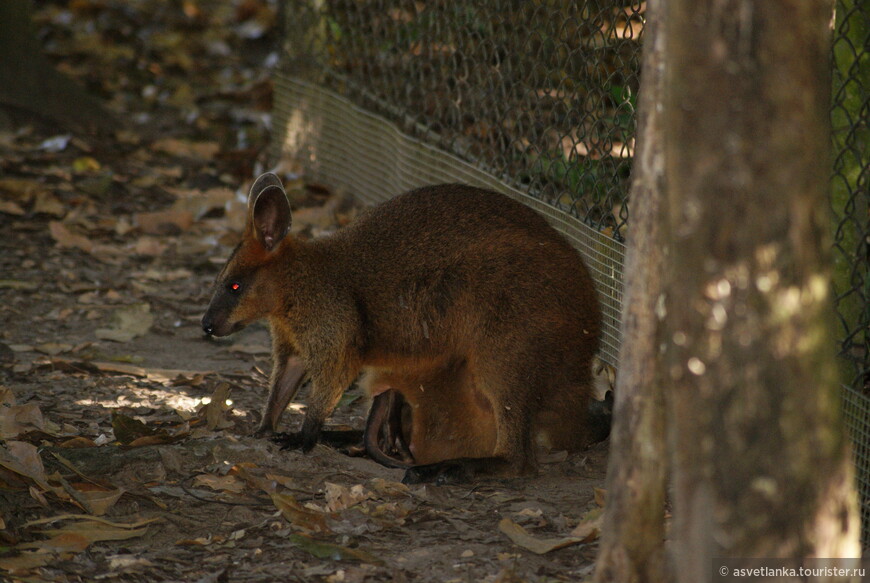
[228,281,241,293]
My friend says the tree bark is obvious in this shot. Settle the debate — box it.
[0,0,113,132]
[662,1,861,580]
[594,1,670,582]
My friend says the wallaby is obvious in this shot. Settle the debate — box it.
[202,173,601,483]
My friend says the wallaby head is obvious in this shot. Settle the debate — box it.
[202,172,292,337]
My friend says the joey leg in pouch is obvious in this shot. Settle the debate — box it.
[202,173,602,483]
[364,390,414,468]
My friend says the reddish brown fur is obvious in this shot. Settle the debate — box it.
[202,175,601,480]
[361,360,498,464]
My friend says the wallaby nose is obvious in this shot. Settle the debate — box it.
[201,317,214,336]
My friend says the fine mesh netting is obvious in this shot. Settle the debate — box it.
[271,0,869,542]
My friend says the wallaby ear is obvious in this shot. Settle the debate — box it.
[248,172,284,208]
[252,185,292,251]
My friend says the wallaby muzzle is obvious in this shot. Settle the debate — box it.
[201,293,242,337]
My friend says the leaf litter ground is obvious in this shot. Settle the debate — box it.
[0,1,608,581]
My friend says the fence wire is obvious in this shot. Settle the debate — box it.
[274,0,869,543]
[831,0,870,545]
[278,0,641,239]
[831,0,869,390]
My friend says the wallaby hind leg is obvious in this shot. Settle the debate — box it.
[402,369,537,484]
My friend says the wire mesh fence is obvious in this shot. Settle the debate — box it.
[831,0,869,544]
[273,0,641,367]
[832,0,869,390]
[279,0,642,238]
[272,0,869,541]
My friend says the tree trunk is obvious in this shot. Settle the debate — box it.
[594,1,670,582]
[0,0,113,132]
[662,1,861,580]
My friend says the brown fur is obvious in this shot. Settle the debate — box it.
[202,174,601,480]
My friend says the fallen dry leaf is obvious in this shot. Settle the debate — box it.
[0,401,47,439]
[593,487,607,507]
[50,220,94,253]
[128,433,183,447]
[64,482,124,516]
[202,383,234,430]
[498,517,586,555]
[29,484,49,507]
[0,177,50,203]
[135,208,194,234]
[264,472,300,494]
[570,507,603,542]
[0,200,26,215]
[34,342,73,356]
[32,191,66,217]
[19,516,154,551]
[23,514,161,530]
[95,303,154,342]
[111,413,155,445]
[368,478,410,499]
[324,482,371,512]
[138,267,193,282]
[133,236,168,257]
[107,555,155,571]
[72,156,101,173]
[0,550,57,574]
[167,186,245,227]
[0,441,51,491]
[59,436,98,448]
[152,138,220,159]
[271,493,332,534]
[194,473,246,494]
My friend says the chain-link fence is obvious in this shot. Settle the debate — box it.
[831,0,869,545]
[272,0,869,542]
[272,0,642,368]
[278,0,640,231]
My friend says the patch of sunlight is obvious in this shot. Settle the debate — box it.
[76,389,205,412]
[687,357,706,376]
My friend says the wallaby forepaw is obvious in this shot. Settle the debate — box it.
[268,431,319,453]
[299,417,322,453]
[253,424,275,439]
[270,432,305,450]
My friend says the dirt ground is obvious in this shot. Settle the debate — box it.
[0,1,609,581]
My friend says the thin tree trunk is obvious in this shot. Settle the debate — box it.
[662,1,861,580]
[0,0,113,132]
[594,1,670,581]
